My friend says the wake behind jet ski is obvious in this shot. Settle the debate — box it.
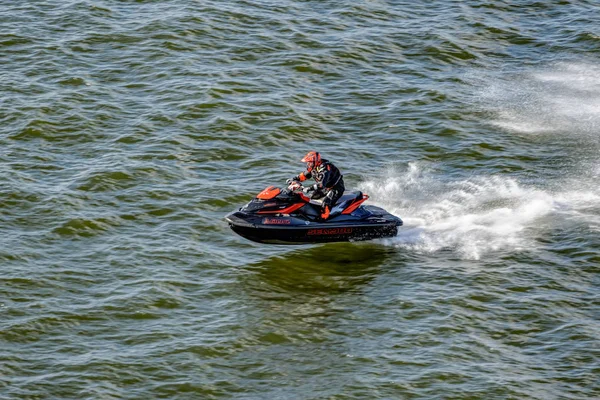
[225,181,402,245]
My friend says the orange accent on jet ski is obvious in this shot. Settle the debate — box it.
[258,202,304,215]
[257,186,281,200]
[298,193,311,202]
[341,194,369,215]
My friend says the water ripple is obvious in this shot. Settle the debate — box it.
[2,0,599,398]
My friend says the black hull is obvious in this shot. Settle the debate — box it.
[225,206,402,245]
[229,223,400,244]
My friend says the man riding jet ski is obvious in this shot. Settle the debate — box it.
[224,153,403,245]
[287,151,344,220]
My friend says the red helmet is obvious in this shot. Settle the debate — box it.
[301,151,321,172]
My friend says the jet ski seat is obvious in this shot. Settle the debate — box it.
[333,191,363,210]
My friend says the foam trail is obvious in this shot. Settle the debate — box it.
[362,163,598,260]
[474,61,600,138]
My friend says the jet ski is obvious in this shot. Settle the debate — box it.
[225,181,402,244]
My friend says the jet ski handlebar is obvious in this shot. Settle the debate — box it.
[286,181,316,195]
[287,181,302,191]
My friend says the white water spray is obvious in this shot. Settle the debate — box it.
[475,61,600,138]
[362,163,599,260]
[372,62,600,260]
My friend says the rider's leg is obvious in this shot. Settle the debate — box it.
[321,188,343,220]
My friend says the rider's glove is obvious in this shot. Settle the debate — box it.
[286,178,296,185]
[303,184,317,194]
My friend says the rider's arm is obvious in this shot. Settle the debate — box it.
[295,171,312,182]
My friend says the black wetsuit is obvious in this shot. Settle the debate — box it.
[295,159,345,210]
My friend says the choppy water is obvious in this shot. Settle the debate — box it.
[1,1,599,399]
